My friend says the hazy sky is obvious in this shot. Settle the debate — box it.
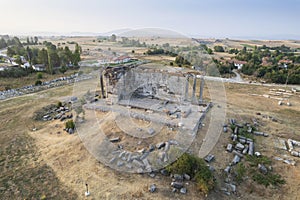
[1,0,300,39]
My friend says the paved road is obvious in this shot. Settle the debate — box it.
[232,69,244,82]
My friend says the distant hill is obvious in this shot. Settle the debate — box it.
[119,28,186,38]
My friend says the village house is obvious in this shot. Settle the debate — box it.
[0,63,19,71]
[228,59,247,70]
[21,62,31,69]
[32,64,46,71]
[261,57,273,66]
[278,59,293,69]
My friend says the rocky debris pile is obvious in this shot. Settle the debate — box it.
[287,139,300,158]
[220,182,236,196]
[34,103,72,121]
[255,112,278,122]
[274,157,296,166]
[33,102,75,134]
[108,139,181,173]
[0,73,94,100]
[170,174,189,194]
[147,172,190,195]
[273,137,299,164]
[224,119,269,164]
[221,118,270,196]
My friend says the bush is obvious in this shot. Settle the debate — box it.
[65,120,75,129]
[252,172,285,187]
[214,45,225,52]
[37,72,43,79]
[236,162,246,183]
[35,80,42,85]
[246,155,271,167]
[59,66,67,74]
[166,153,215,194]
[0,67,31,78]
[57,101,62,108]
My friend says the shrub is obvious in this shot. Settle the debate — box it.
[166,153,215,195]
[236,162,246,183]
[37,72,43,79]
[214,45,225,52]
[35,80,42,85]
[59,66,67,74]
[246,155,271,167]
[57,101,62,108]
[252,172,285,187]
[65,120,75,129]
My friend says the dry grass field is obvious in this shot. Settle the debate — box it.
[0,79,299,199]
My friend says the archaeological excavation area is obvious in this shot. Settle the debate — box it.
[76,64,210,173]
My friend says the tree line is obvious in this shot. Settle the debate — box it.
[3,36,81,74]
[234,46,300,84]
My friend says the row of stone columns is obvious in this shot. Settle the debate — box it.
[184,74,204,104]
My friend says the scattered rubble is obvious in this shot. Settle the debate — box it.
[226,144,233,152]
[258,164,268,174]
[180,187,187,194]
[221,118,276,196]
[110,137,121,143]
[171,181,183,189]
[286,139,300,158]
[204,154,215,163]
[149,184,156,193]
[33,102,75,135]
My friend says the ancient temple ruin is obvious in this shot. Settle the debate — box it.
[100,64,205,105]
[83,63,211,173]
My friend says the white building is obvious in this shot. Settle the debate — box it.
[32,64,46,71]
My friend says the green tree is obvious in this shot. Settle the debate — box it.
[72,46,81,66]
[37,48,48,66]
[26,46,33,64]
[207,48,213,54]
[213,45,225,52]
[34,36,38,44]
[110,34,117,42]
[13,55,22,65]
[49,50,60,68]
[0,38,7,49]
[7,47,15,57]
[59,66,67,74]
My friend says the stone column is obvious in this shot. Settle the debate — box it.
[105,76,108,98]
[192,75,197,103]
[100,72,105,98]
[184,75,189,101]
[199,76,204,104]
